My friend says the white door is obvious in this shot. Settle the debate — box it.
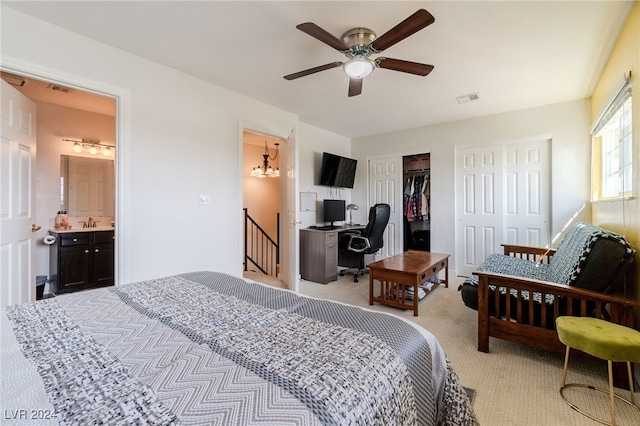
[1,80,37,309]
[368,156,403,259]
[456,146,503,277]
[280,127,299,291]
[503,140,551,247]
[455,141,551,277]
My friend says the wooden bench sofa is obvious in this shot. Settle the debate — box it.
[458,222,638,387]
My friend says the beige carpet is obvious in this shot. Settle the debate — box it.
[246,271,639,425]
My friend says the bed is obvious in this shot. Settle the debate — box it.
[2,271,477,425]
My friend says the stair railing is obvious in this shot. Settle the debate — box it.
[243,208,279,277]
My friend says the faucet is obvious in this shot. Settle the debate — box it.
[87,216,94,228]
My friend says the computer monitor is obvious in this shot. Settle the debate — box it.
[323,199,346,227]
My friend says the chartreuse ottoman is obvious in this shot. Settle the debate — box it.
[556,316,640,426]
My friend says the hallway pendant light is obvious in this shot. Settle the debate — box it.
[250,141,279,178]
[63,138,115,156]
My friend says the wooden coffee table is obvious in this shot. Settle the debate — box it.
[368,250,450,316]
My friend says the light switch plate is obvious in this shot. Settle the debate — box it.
[199,194,210,205]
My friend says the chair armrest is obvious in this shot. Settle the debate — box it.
[347,235,371,253]
[501,244,556,264]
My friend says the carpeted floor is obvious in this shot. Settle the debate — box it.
[246,270,639,425]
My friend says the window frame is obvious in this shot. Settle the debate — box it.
[591,74,633,202]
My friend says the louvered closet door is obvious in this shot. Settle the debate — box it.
[368,156,403,259]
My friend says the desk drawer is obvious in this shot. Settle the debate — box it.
[325,232,338,245]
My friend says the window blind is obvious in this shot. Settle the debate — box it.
[590,72,631,135]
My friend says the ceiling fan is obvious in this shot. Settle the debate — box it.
[283,9,435,97]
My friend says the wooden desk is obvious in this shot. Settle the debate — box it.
[368,250,449,316]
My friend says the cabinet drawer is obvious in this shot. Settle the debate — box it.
[325,232,338,245]
[60,234,91,246]
[94,231,115,244]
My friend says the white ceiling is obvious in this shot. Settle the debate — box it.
[3,1,634,139]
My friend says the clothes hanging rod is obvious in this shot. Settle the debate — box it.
[404,169,430,175]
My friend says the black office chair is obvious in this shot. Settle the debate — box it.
[339,203,391,282]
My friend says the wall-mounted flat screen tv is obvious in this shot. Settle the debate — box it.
[318,152,357,188]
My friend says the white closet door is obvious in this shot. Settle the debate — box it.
[455,146,503,277]
[503,140,551,247]
[368,156,403,259]
[455,140,551,277]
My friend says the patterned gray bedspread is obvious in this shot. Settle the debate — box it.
[2,271,477,425]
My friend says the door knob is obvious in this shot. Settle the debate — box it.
[291,220,302,225]
[31,224,42,232]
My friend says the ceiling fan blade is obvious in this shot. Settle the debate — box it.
[296,22,349,51]
[348,78,363,97]
[370,9,435,52]
[376,57,434,76]
[283,62,343,80]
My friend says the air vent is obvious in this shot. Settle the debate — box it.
[456,92,481,104]
[47,83,73,94]
[1,71,26,87]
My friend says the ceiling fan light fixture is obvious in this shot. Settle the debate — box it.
[343,56,374,79]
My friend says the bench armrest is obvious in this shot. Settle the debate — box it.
[475,270,640,329]
[501,244,556,264]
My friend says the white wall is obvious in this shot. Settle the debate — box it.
[297,123,354,227]
[2,6,299,283]
[351,99,592,272]
[2,6,594,284]
[34,103,115,278]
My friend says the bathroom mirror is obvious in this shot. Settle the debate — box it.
[60,155,115,217]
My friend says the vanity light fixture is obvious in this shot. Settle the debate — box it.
[250,141,280,178]
[63,138,115,157]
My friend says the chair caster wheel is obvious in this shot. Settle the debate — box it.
[339,272,345,276]
[354,277,358,283]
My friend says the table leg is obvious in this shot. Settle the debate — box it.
[444,260,449,288]
[369,272,374,306]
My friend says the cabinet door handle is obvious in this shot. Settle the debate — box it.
[73,238,78,242]
[95,249,99,253]
[84,249,89,253]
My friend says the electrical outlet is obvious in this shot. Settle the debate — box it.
[199,194,210,205]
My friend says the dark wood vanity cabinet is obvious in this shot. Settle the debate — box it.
[49,230,114,294]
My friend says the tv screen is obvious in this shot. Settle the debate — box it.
[319,152,357,188]
[323,199,346,226]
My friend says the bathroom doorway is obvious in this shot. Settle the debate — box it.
[1,70,117,297]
